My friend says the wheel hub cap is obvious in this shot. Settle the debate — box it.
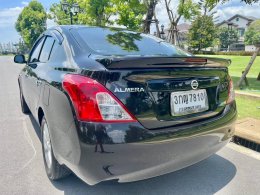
[43,122,52,169]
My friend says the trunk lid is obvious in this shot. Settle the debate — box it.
[97,56,231,129]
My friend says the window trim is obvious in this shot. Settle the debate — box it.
[38,36,56,63]
[48,40,56,60]
[28,36,46,63]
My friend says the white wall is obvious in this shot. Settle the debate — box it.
[245,45,257,52]
[218,23,234,29]
[229,17,249,30]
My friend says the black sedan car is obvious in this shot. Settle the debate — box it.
[14,25,237,185]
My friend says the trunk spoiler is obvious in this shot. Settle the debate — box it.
[94,56,231,69]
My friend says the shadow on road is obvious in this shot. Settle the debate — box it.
[28,114,41,140]
[52,157,236,195]
[50,154,236,195]
[28,114,237,195]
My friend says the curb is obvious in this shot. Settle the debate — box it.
[235,91,260,100]
[235,118,260,145]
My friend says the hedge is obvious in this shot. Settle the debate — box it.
[191,50,260,56]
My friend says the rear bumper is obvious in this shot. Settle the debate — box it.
[63,103,237,185]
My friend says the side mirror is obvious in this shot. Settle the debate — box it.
[14,55,26,64]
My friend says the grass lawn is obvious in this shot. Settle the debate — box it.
[236,96,260,119]
[199,55,260,94]
[0,54,14,56]
[199,55,260,119]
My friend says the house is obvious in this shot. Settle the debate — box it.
[175,23,191,43]
[161,23,191,49]
[217,14,258,51]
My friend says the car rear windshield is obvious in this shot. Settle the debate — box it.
[75,27,190,57]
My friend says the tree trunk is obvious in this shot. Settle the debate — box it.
[237,47,260,87]
[164,0,181,45]
[257,72,260,81]
[153,12,161,38]
[143,1,157,34]
[172,24,178,45]
[167,23,178,45]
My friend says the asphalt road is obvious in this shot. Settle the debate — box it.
[0,56,260,195]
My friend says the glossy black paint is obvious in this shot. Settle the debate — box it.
[14,54,26,64]
[17,25,237,185]
[103,67,229,129]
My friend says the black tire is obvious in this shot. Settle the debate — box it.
[41,116,71,180]
[19,87,30,114]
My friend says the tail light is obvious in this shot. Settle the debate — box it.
[185,58,207,63]
[62,74,136,123]
[226,78,235,104]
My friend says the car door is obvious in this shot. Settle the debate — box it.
[29,36,56,118]
[22,36,45,112]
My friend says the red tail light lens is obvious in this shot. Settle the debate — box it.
[226,78,235,104]
[62,74,136,122]
[185,58,207,63]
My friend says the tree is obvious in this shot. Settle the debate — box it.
[79,0,146,29]
[18,39,29,54]
[238,20,260,87]
[77,0,116,26]
[49,0,115,26]
[49,0,78,25]
[0,43,3,54]
[15,0,47,48]
[245,20,260,45]
[198,0,219,18]
[198,0,216,16]
[50,0,146,30]
[165,0,199,45]
[219,27,239,49]
[113,0,146,31]
[206,0,259,5]
[188,15,218,51]
[143,0,158,34]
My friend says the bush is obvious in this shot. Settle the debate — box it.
[191,51,260,56]
[214,51,260,56]
[191,50,216,55]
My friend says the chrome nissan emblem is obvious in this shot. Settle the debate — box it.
[191,80,199,89]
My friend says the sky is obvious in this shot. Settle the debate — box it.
[0,0,260,44]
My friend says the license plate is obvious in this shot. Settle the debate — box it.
[170,89,209,116]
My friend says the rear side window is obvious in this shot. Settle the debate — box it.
[49,41,66,61]
[29,37,45,63]
[39,36,55,62]
[75,28,190,57]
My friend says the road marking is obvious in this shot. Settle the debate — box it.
[15,118,37,174]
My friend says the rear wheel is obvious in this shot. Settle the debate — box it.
[41,116,71,180]
[19,87,30,114]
